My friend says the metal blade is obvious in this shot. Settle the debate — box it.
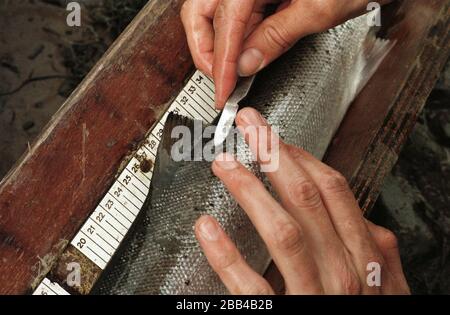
[213,103,239,147]
[213,75,255,147]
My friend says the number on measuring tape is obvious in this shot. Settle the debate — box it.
[33,278,70,295]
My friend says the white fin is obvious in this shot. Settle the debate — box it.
[345,29,396,107]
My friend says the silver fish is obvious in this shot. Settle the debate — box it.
[94,12,394,294]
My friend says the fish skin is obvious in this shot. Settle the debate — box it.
[94,12,394,294]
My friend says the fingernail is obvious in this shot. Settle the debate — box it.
[214,152,239,170]
[238,108,266,127]
[238,48,264,76]
[199,218,220,241]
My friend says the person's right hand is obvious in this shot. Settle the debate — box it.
[181,0,393,109]
[194,108,410,295]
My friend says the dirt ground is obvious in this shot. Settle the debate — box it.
[0,0,145,176]
[370,61,450,294]
[0,0,449,294]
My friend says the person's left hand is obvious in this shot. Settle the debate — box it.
[194,107,410,295]
[181,0,392,109]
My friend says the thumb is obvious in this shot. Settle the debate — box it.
[237,2,309,77]
[237,0,395,77]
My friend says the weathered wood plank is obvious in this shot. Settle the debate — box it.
[0,0,191,294]
[264,0,450,294]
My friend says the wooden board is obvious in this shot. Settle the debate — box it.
[0,0,448,294]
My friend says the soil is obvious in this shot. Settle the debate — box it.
[0,0,146,176]
[370,61,450,294]
[0,0,449,294]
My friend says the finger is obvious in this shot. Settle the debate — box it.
[233,106,383,291]
[181,0,220,76]
[195,215,274,295]
[282,147,370,249]
[237,1,307,77]
[212,152,322,294]
[278,145,385,291]
[235,108,362,293]
[235,108,343,259]
[244,0,281,37]
[212,0,255,108]
[237,0,394,76]
[365,220,410,294]
[245,12,265,38]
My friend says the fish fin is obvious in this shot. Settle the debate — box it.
[355,32,396,96]
[149,113,201,197]
[345,21,396,106]
[159,112,197,155]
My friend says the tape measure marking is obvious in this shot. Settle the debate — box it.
[33,71,217,294]
[33,278,70,295]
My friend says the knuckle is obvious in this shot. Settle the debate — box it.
[214,1,248,29]
[321,170,349,195]
[272,218,304,255]
[263,22,293,51]
[314,1,336,19]
[288,178,322,209]
[308,0,339,29]
[214,250,240,270]
[379,229,399,250]
[230,171,254,189]
[341,219,375,249]
[286,145,306,161]
[343,220,368,242]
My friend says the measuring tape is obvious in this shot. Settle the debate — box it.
[33,71,218,295]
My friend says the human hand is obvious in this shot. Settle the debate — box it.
[194,107,410,294]
[181,0,393,109]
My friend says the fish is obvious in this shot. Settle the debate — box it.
[94,11,394,294]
